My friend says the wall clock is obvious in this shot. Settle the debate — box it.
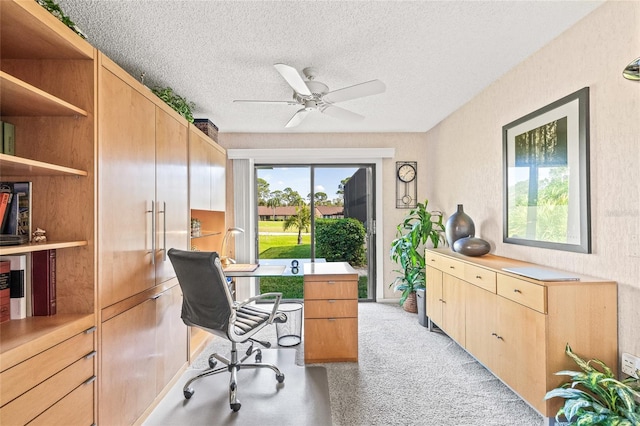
[396,161,417,208]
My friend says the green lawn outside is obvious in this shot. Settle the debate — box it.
[257,220,368,299]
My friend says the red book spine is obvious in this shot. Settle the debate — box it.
[32,249,56,316]
[0,288,9,323]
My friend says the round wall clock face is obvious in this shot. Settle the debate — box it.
[397,164,416,183]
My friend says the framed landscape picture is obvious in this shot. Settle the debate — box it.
[502,87,590,253]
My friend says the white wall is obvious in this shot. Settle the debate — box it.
[424,0,640,357]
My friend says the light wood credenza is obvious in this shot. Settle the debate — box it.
[303,262,359,363]
[424,248,617,421]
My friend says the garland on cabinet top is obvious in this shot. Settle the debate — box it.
[151,86,196,123]
[36,0,87,39]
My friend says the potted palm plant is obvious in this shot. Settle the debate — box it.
[545,343,640,425]
[390,200,445,312]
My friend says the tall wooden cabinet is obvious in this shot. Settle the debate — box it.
[97,54,189,425]
[0,1,97,424]
[425,248,617,419]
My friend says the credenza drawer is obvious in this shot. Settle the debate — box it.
[497,275,547,313]
[464,264,497,293]
[304,299,357,319]
[0,327,94,405]
[304,318,358,363]
[0,354,95,425]
[440,256,466,280]
[304,280,357,300]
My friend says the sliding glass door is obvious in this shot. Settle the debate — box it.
[255,164,376,301]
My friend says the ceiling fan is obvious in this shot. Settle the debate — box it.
[233,63,386,128]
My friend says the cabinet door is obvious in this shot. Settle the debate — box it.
[442,274,466,346]
[100,299,157,426]
[155,107,189,284]
[155,284,188,394]
[496,296,546,413]
[189,128,212,210]
[210,145,226,211]
[99,65,156,307]
[425,266,443,327]
[465,284,497,370]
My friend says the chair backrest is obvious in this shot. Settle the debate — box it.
[167,248,234,334]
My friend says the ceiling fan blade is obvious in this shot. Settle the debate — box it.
[323,79,386,104]
[274,63,312,97]
[285,108,311,128]
[321,104,364,122]
[233,100,299,105]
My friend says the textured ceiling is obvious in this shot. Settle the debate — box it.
[58,0,603,133]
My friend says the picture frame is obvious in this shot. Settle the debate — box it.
[502,87,590,253]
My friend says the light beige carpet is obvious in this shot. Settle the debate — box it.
[144,348,330,426]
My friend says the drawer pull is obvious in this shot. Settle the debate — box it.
[328,318,336,321]
[84,350,97,360]
[449,266,455,269]
[327,281,336,284]
[476,275,482,279]
[513,289,522,293]
[491,332,497,337]
[496,335,504,341]
[430,259,435,262]
[84,326,97,334]
[83,375,97,386]
[151,293,162,300]
[328,299,336,303]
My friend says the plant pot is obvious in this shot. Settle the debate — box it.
[403,291,418,313]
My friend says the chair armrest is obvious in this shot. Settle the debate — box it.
[235,292,283,324]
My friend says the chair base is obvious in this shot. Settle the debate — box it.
[183,341,285,411]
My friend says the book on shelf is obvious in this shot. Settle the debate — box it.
[0,260,10,290]
[0,182,32,240]
[0,120,3,154]
[0,254,27,320]
[3,122,15,156]
[32,249,56,316]
[0,189,12,232]
[0,288,9,323]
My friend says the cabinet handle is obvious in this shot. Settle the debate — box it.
[496,335,504,341]
[476,275,482,279]
[327,281,336,284]
[84,350,97,360]
[151,293,162,300]
[328,318,336,321]
[84,326,97,334]
[430,259,435,262]
[147,201,156,265]
[513,289,522,293]
[491,332,497,337]
[159,201,167,261]
[449,266,455,269]
[328,299,336,303]
[83,375,97,386]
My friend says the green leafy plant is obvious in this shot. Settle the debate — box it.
[389,199,445,306]
[36,0,86,39]
[151,86,195,123]
[316,218,366,266]
[545,343,640,425]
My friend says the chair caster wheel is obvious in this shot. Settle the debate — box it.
[183,387,194,399]
[276,373,285,383]
[208,355,217,369]
[231,401,241,412]
[255,354,262,363]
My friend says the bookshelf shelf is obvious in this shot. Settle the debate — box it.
[0,154,88,177]
[0,0,94,60]
[0,240,88,256]
[190,231,222,239]
[0,71,88,117]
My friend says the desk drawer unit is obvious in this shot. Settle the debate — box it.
[304,263,358,363]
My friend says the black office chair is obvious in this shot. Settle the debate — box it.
[167,248,287,412]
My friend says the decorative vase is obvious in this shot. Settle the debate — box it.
[453,237,490,257]
[445,204,475,251]
[403,291,418,313]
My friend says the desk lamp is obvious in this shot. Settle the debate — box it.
[220,227,244,267]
